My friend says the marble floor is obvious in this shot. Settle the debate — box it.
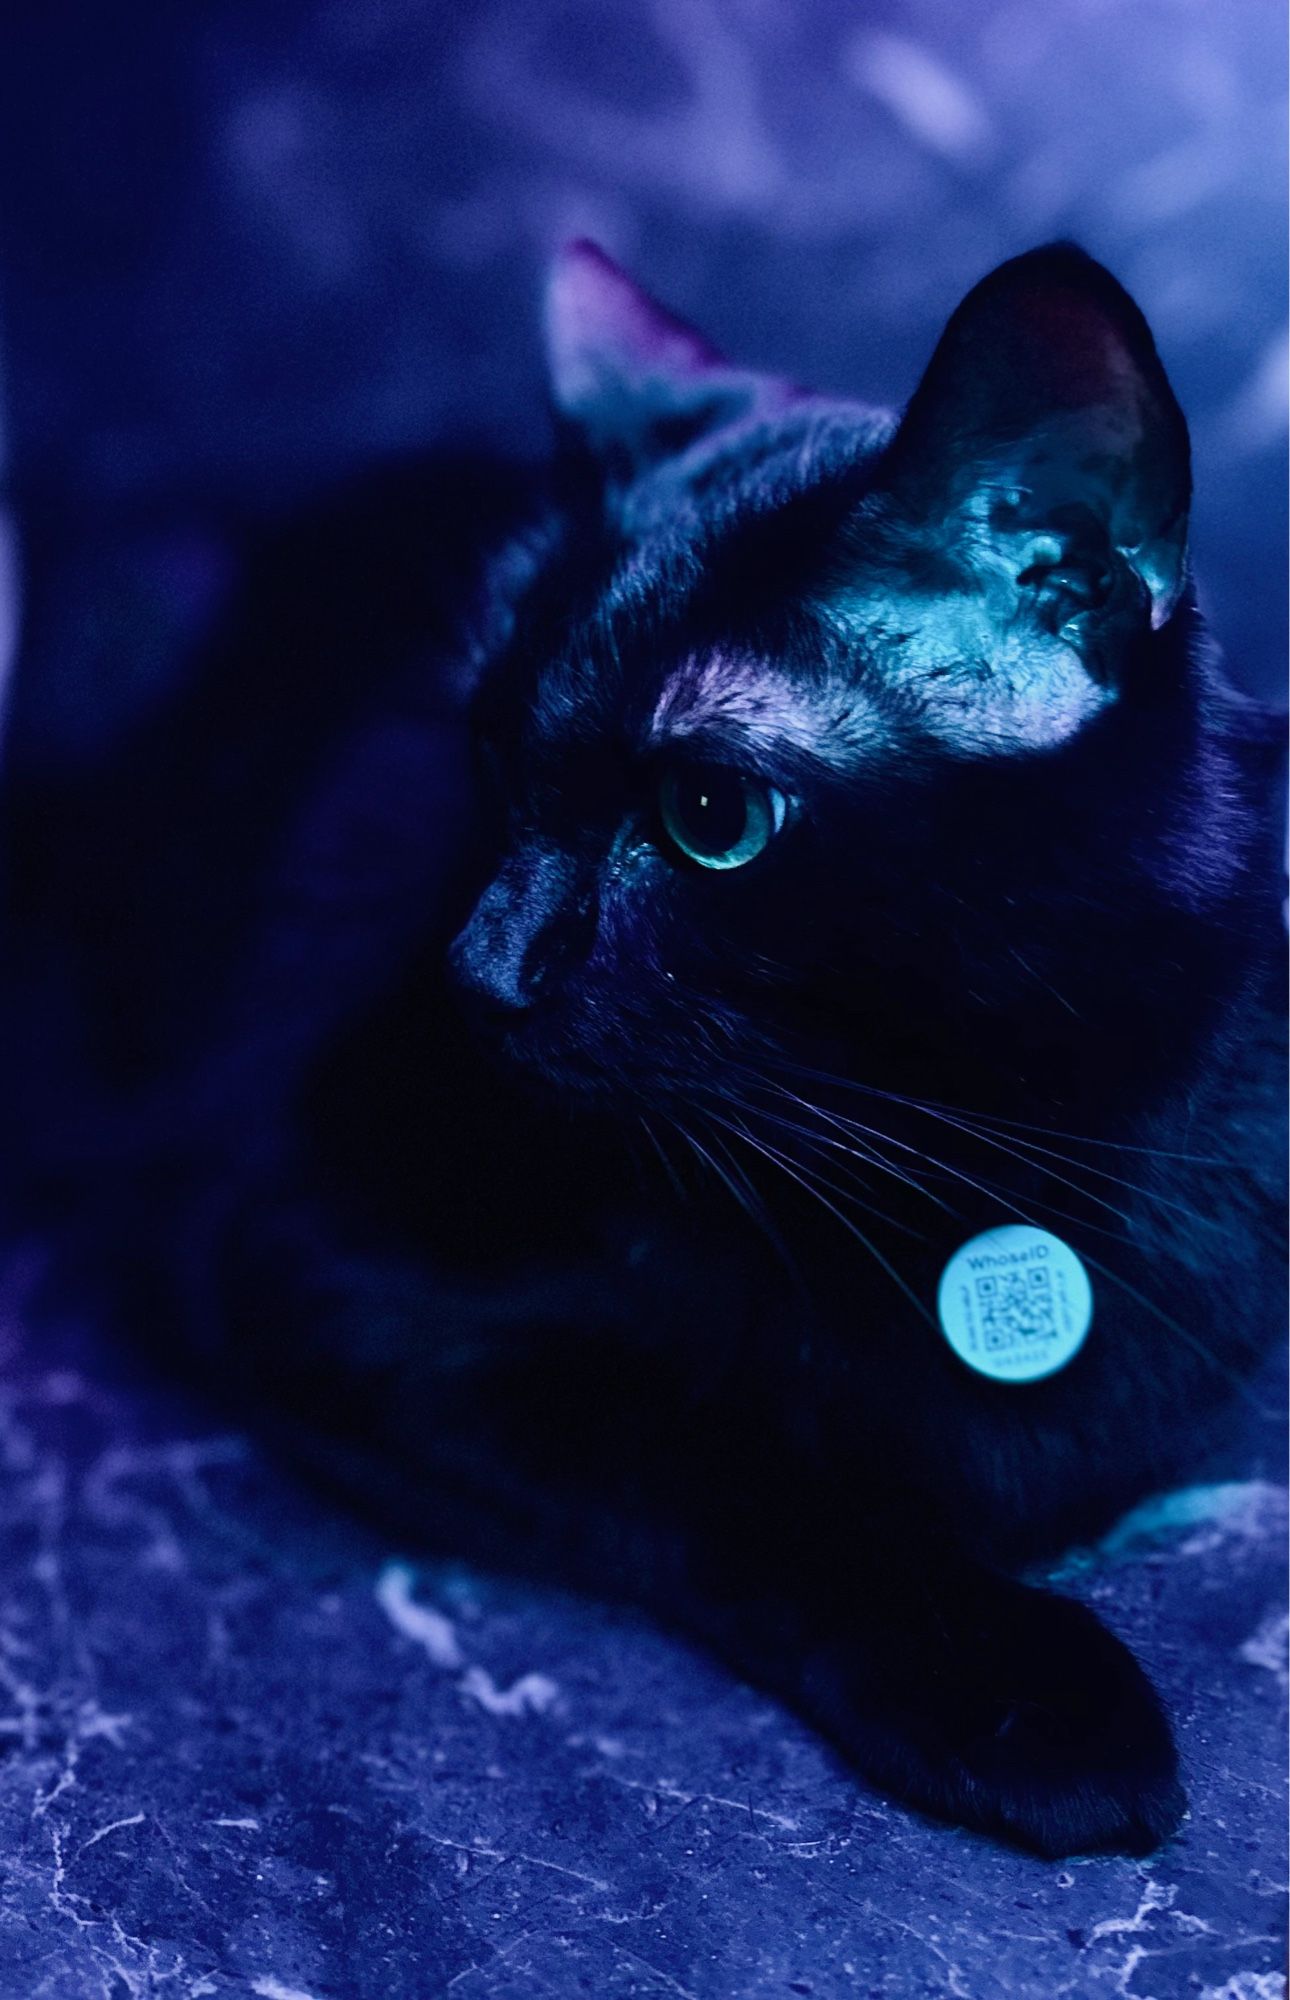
[0,1282,1282,2000]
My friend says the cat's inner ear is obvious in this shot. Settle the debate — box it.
[544,241,774,478]
[880,244,1191,638]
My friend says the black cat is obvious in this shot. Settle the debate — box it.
[6,242,1282,1857]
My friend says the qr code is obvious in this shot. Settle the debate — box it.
[974,1267,1056,1352]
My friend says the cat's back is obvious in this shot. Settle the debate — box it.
[0,450,536,1193]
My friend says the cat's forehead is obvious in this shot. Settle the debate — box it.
[512,386,1110,778]
[518,400,897,757]
[644,650,887,769]
[613,396,894,538]
[524,571,892,783]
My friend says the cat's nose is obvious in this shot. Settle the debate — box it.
[451,895,528,1015]
[449,843,595,1017]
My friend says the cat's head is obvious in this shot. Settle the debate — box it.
[450,243,1250,1132]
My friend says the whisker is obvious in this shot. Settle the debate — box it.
[639,1114,688,1201]
[673,1060,1247,1396]
[674,1113,809,1292]
[708,1107,936,1329]
[766,1055,1231,1165]
[699,1120,809,1290]
[734,1069,963,1215]
[834,1126,1258,1399]
[1008,945,1080,1018]
[851,1094,1137,1230]
[727,1098,935,1238]
[752,1078,935,1188]
[1074,1247,1266,1404]
[736,1063,1149,1251]
[675,1122,757,1226]
[776,1128,932,1241]
[790,1076,1217,1236]
[924,1115,1216,1228]
[734,1076,1248,1391]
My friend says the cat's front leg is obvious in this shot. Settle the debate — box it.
[202,1187,1184,1858]
[767,1516,1186,1858]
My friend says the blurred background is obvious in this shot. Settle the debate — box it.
[0,0,1283,734]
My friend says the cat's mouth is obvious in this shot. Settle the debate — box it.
[490,1020,625,1100]
[450,984,636,1104]
[457,984,730,1112]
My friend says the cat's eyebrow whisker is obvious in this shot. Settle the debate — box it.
[706,1107,937,1329]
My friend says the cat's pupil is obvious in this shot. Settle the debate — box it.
[672,765,746,856]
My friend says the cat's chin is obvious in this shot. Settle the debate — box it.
[459,993,697,1108]
[484,1021,633,1105]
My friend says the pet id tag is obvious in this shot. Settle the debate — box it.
[937,1225,1092,1383]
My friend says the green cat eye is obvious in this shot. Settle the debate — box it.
[658,761,787,871]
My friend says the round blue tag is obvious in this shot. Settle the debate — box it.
[937,1225,1092,1383]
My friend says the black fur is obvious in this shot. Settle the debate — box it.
[3,245,1283,1857]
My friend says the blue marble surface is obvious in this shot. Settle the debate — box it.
[0,1282,1282,2000]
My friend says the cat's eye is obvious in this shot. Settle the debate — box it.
[657,761,787,871]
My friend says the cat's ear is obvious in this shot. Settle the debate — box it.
[544,241,775,477]
[882,243,1191,634]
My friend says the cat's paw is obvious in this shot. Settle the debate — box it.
[800,1579,1185,1858]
